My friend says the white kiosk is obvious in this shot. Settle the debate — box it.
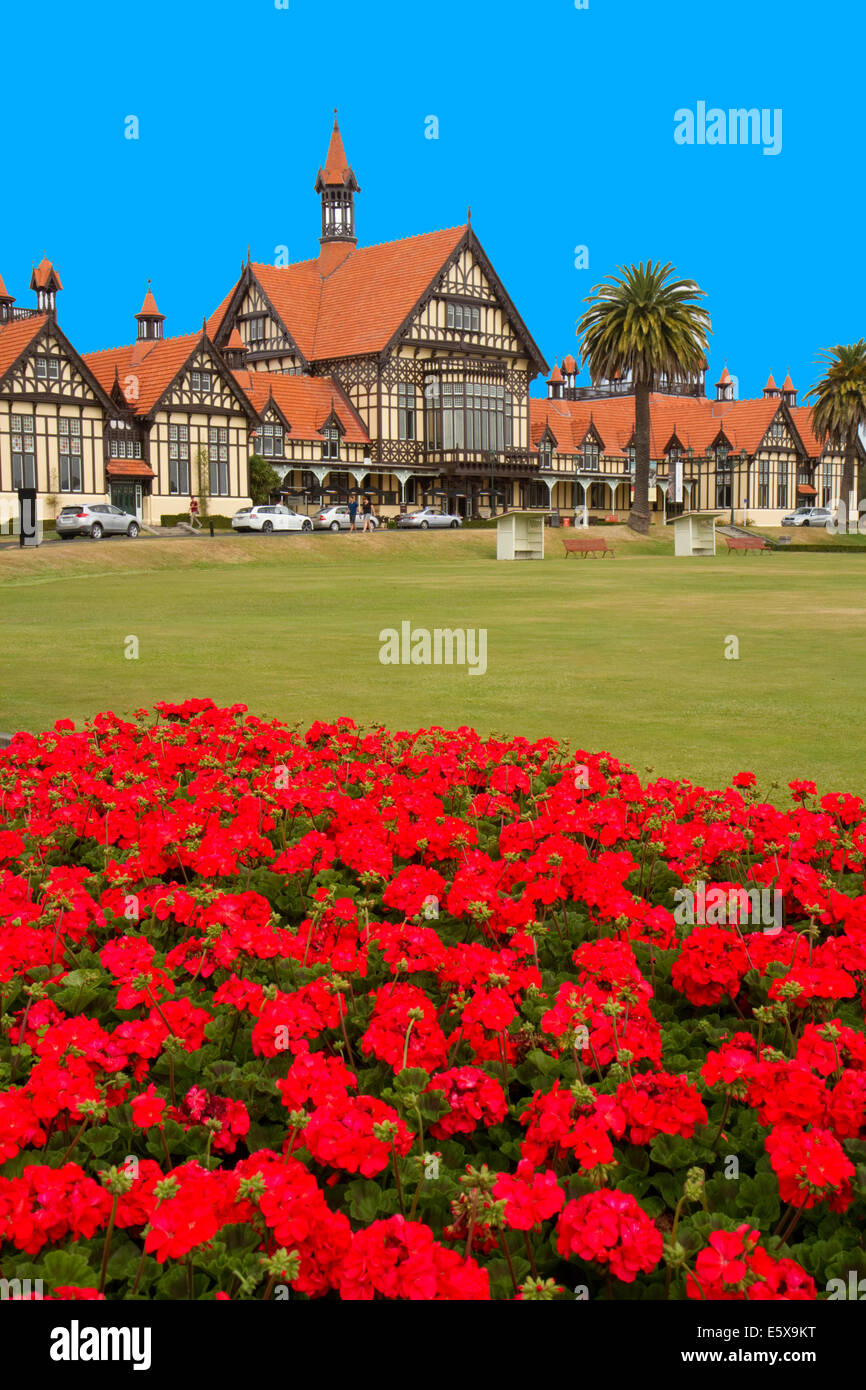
[496,510,545,561]
[667,511,724,557]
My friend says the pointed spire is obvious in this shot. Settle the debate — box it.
[316,111,360,251]
[763,372,782,400]
[467,205,472,224]
[136,282,165,341]
[137,279,163,321]
[30,257,62,292]
[316,110,359,191]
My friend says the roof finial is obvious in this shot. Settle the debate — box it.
[467,205,471,223]
[247,245,251,265]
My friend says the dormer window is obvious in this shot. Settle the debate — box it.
[322,426,341,461]
[625,445,636,474]
[539,440,553,470]
[261,422,284,458]
[191,370,212,393]
[767,419,786,445]
[582,439,599,471]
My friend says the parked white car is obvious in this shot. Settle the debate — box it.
[232,505,313,534]
[397,507,462,529]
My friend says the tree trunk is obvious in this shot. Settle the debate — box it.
[629,381,652,534]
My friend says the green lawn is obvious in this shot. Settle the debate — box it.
[2,527,865,795]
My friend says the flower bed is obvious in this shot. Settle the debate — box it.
[0,700,864,1301]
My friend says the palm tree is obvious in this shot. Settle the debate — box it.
[804,341,866,516]
[576,262,711,533]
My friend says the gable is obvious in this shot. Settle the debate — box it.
[161,342,257,417]
[218,274,306,367]
[0,319,114,409]
[392,231,547,375]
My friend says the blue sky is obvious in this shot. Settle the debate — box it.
[2,0,862,400]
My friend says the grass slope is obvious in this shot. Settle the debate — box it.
[1,527,864,794]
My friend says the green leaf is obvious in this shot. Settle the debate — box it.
[81,1124,120,1157]
[346,1178,383,1223]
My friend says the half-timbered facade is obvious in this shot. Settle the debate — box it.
[207,115,548,516]
[83,304,259,522]
[2,117,858,532]
[532,362,864,525]
[0,264,116,526]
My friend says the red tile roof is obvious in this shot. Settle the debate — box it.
[233,370,370,444]
[530,393,790,459]
[0,274,13,302]
[764,373,778,393]
[716,363,732,386]
[210,225,467,363]
[31,257,62,291]
[106,460,156,479]
[226,327,244,350]
[83,332,204,415]
[0,314,48,380]
[561,354,577,374]
[548,363,563,384]
[788,406,824,458]
[782,373,795,393]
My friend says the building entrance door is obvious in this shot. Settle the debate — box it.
[110,482,142,520]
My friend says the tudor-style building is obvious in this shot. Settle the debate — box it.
[207,114,548,516]
[82,295,261,523]
[2,116,859,531]
[532,360,864,525]
[0,261,117,523]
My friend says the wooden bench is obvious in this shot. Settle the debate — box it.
[724,534,771,553]
[562,534,615,559]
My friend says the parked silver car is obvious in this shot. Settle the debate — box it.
[56,504,140,540]
[314,504,380,531]
[781,506,833,528]
[396,507,462,529]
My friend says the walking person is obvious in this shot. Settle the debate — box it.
[189,495,201,530]
[361,496,374,533]
[347,494,359,533]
